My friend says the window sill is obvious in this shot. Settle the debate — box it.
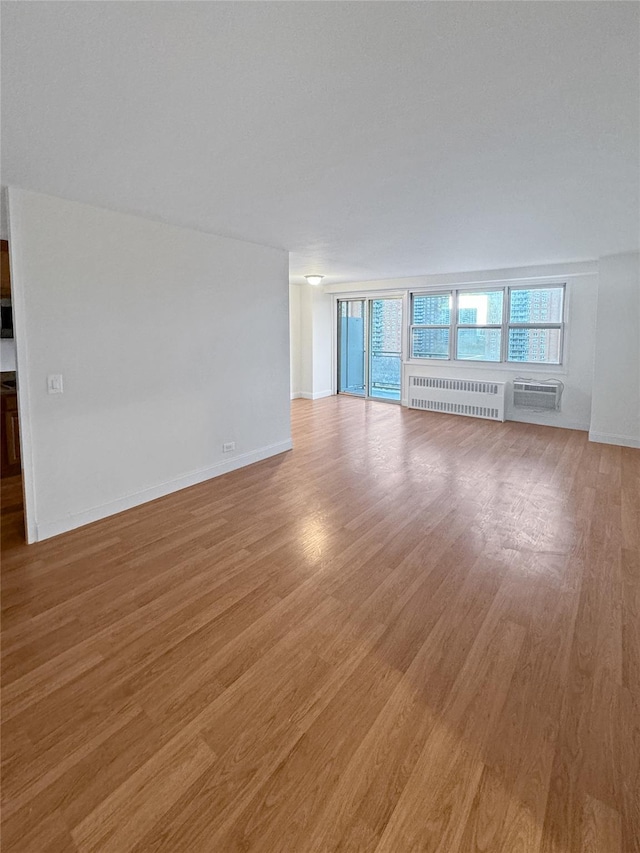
[403,359,568,375]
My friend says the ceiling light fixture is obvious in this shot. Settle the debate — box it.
[304,275,324,286]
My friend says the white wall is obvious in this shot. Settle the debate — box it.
[401,274,597,432]
[320,262,599,432]
[590,252,640,447]
[311,286,333,398]
[289,284,302,398]
[290,283,333,400]
[9,188,291,541]
[299,284,313,396]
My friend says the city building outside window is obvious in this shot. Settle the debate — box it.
[410,284,565,364]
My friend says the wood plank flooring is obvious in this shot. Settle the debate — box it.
[1,396,639,852]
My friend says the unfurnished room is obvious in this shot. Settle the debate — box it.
[0,2,639,852]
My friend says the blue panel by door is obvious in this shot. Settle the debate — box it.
[338,301,366,395]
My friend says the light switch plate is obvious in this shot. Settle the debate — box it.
[47,374,64,394]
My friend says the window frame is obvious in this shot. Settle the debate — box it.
[506,284,565,366]
[409,292,453,360]
[454,288,505,364]
[409,282,566,367]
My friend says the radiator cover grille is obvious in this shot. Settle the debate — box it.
[408,375,506,422]
[410,377,501,395]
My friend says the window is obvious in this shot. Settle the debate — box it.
[507,287,564,364]
[410,284,565,365]
[410,294,451,359]
[456,290,503,362]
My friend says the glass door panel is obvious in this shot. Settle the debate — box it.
[369,298,402,401]
[338,300,366,396]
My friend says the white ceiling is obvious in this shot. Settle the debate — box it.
[2,1,638,285]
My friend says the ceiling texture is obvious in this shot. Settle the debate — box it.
[2,1,638,285]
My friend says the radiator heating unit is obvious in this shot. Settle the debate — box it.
[408,376,505,422]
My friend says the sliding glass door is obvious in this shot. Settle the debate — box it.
[369,298,402,401]
[338,297,402,402]
[338,300,366,395]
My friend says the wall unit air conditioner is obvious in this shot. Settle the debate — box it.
[512,380,562,410]
[408,376,505,422]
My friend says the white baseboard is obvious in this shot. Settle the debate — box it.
[290,392,303,400]
[588,431,640,449]
[401,401,589,432]
[299,390,333,400]
[507,414,590,432]
[34,439,293,542]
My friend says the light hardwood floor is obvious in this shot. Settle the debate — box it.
[1,396,639,852]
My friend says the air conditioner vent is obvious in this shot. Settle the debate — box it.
[513,379,563,410]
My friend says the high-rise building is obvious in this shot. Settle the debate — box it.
[455,292,502,361]
[508,288,562,362]
[370,300,402,391]
[412,296,450,358]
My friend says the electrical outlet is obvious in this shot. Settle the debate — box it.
[223,442,235,453]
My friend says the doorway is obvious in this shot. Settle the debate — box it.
[1,238,26,543]
[337,297,402,402]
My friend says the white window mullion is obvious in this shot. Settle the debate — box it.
[452,289,458,360]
